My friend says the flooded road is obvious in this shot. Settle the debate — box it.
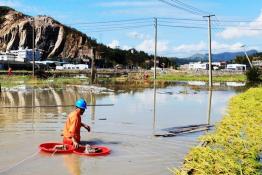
[0,82,244,175]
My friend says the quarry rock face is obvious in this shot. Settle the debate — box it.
[0,6,95,59]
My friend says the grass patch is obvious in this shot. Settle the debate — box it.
[156,73,246,82]
[172,87,262,174]
[0,75,89,88]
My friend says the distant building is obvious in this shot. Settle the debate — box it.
[179,64,189,70]
[9,48,42,62]
[212,62,226,70]
[0,52,16,61]
[188,62,208,70]
[226,64,246,71]
[58,64,89,70]
[252,60,262,68]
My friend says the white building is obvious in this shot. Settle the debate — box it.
[0,52,16,61]
[188,62,208,70]
[59,64,89,70]
[226,64,246,71]
[10,48,42,62]
[252,60,262,68]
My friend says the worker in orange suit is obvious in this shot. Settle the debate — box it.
[63,98,90,148]
[7,67,12,76]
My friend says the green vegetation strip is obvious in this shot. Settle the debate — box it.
[0,75,88,88]
[172,87,262,175]
[157,73,246,82]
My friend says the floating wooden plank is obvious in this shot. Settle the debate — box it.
[154,124,214,137]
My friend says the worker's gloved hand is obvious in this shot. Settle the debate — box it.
[83,124,91,132]
[73,140,79,149]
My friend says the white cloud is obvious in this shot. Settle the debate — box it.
[173,41,206,53]
[122,45,131,50]
[136,39,169,53]
[108,40,120,49]
[172,41,249,56]
[96,1,158,7]
[0,0,21,8]
[107,40,131,50]
[127,31,149,40]
[218,10,262,39]
[212,41,244,52]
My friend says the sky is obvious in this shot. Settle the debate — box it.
[1,0,262,57]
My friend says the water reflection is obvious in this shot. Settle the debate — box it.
[153,80,157,133]
[90,93,96,121]
[0,84,240,134]
[0,83,244,175]
[50,87,63,113]
[63,155,81,175]
[207,88,212,125]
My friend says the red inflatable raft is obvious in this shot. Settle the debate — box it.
[39,143,74,154]
[74,146,110,156]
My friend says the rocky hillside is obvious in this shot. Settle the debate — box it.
[0,6,97,59]
[0,6,171,68]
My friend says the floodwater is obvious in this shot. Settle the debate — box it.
[0,82,245,175]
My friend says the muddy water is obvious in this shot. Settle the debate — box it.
[0,83,241,175]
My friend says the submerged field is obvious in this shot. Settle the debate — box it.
[173,87,262,175]
[0,70,246,89]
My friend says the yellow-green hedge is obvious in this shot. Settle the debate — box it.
[173,88,262,175]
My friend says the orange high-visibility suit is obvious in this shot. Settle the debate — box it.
[63,111,81,145]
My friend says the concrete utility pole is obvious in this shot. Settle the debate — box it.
[91,47,96,84]
[31,18,35,77]
[241,45,253,68]
[203,15,215,88]
[154,17,158,80]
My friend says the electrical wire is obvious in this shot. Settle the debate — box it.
[67,17,152,25]
[81,24,152,33]
[158,0,203,16]
[169,0,209,15]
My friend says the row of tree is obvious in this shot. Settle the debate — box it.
[233,52,262,65]
[61,40,172,69]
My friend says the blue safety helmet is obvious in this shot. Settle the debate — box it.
[75,98,87,110]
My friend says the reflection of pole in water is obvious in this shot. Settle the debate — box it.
[18,91,26,107]
[34,89,40,110]
[50,88,63,113]
[32,88,35,132]
[5,91,15,106]
[63,155,81,175]
[207,88,213,125]
[90,93,96,121]
[153,80,157,132]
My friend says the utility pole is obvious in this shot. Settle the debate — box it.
[241,45,253,68]
[91,47,96,84]
[31,18,35,77]
[154,17,158,80]
[203,15,215,88]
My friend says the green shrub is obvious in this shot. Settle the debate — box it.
[246,67,261,82]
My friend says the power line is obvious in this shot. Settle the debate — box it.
[82,24,152,33]
[159,24,262,31]
[158,0,203,16]
[75,22,153,29]
[170,0,209,15]
[158,17,207,22]
[67,18,152,25]
[159,24,207,29]
[158,20,207,27]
